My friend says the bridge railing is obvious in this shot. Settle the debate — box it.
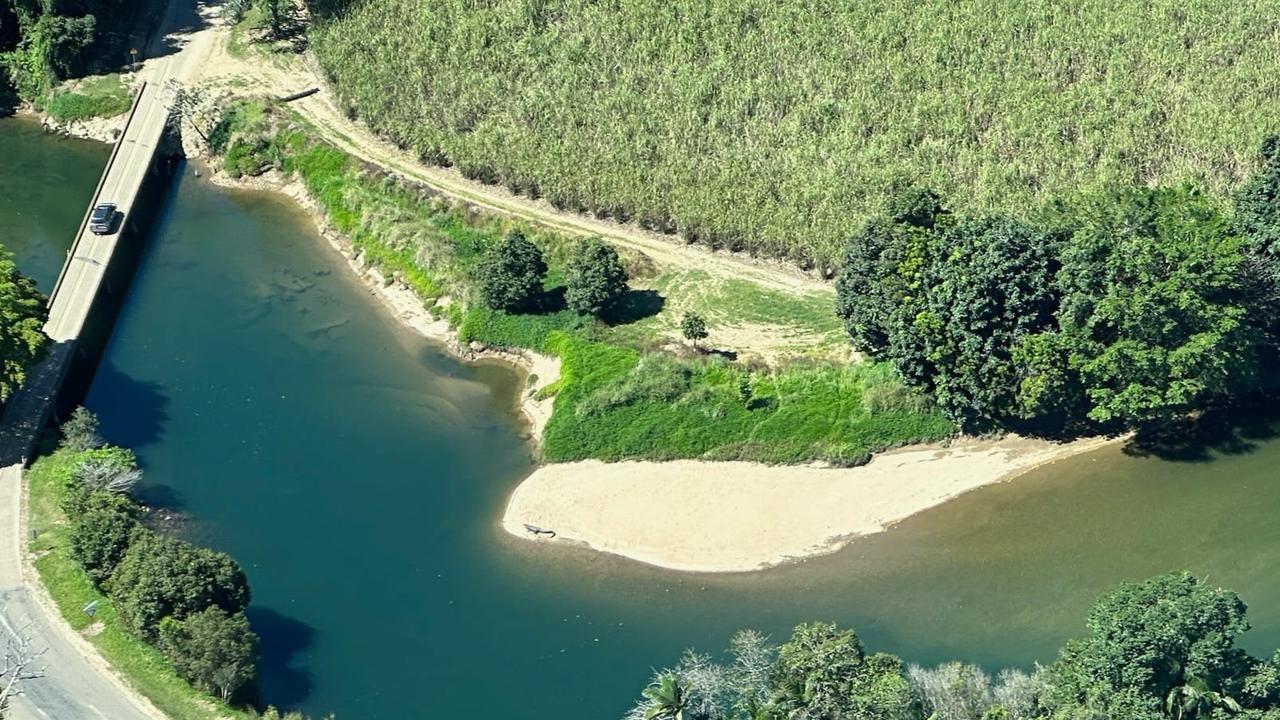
[47,81,150,308]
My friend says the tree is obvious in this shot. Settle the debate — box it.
[60,406,104,451]
[1054,187,1259,424]
[772,622,866,717]
[0,623,45,718]
[1166,676,1242,720]
[108,532,250,640]
[1233,136,1280,258]
[835,218,923,358]
[1233,137,1280,338]
[69,490,139,585]
[680,313,708,350]
[911,217,1061,427]
[0,249,47,403]
[564,238,627,316]
[477,231,547,312]
[1043,572,1252,717]
[637,672,690,720]
[158,608,258,702]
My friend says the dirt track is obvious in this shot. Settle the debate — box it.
[196,29,834,300]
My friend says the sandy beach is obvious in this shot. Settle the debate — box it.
[502,434,1119,572]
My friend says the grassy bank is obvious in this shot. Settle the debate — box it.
[44,74,131,123]
[27,449,247,720]
[307,0,1280,267]
[213,100,954,465]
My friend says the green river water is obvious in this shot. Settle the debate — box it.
[6,117,1280,719]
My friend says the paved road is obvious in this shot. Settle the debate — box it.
[0,0,221,717]
[1,463,160,720]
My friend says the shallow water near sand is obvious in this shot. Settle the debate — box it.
[8,117,1280,719]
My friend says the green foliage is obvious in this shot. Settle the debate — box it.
[1043,572,1251,717]
[839,183,1272,430]
[1054,186,1258,425]
[68,489,139,585]
[44,73,129,122]
[542,334,953,465]
[1234,136,1280,257]
[158,608,258,702]
[564,237,628,316]
[637,573,1280,720]
[27,449,254,720]
[60,406,104,451]
[772,622,867,716]
[310,0,1280,266]
[0,248,46,402]
[477,230,548,312]
[916,217,1060,428]
[108,531,251,641]
[680,313,708,347]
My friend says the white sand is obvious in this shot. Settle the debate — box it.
[503,435,1119,572]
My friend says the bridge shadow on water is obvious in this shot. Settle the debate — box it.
[1122,396,1280,464]
[246,606,316,710]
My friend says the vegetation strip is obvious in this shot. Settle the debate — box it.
[27,410,321,720]
[627,572,1280,720]
[207,99,954,466]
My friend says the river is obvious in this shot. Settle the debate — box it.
[6,116,1280,719]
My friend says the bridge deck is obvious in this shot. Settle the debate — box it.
[45,78,173,343]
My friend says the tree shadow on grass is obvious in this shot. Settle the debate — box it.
[531,286,567,314]
[1122,397,1280,463]
[602,289,665,326]
[246,606,316,710]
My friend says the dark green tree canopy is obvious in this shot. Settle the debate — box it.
[477,230,547,313]
[69,489,140,586]
[564,238,628,317]
[913,216,1060,427]
[1044,572,1252,717]
[1055,186,1257,425]
[1233,136,1280,258]
[108,531,251,640]
[0,249,47,403]
[158,607,259,703]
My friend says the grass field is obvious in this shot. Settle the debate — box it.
[308,0,1280,267]
[27,450,247,720]
[215,100,954,463]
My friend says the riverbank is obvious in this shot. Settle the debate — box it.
[202,166,561,443]
[502,434,1121,572]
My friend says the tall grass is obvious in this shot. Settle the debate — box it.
[308,0,1280,267]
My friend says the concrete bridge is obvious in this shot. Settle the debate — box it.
[0,0,218,716]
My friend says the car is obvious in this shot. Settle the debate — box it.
[89,202,118,235]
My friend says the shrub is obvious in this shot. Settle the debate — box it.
[68,490,140,586]
[60,406,104,451]
[108,532,251,640]
[476,230,547,312]
[71,446,141,495]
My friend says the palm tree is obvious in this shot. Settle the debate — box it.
[642,672,691,720]
[1166,676,1242,719]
